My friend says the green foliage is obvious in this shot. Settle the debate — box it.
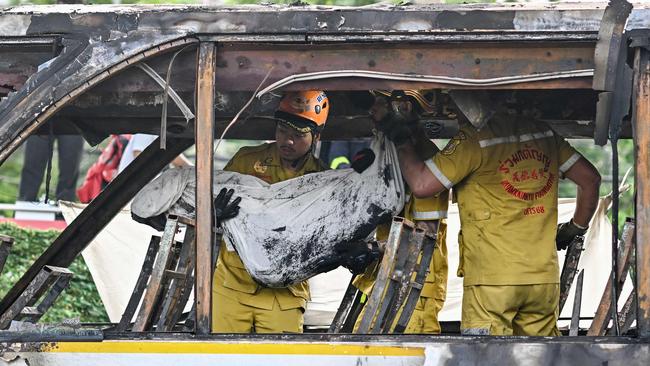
[0,149,22,208]
[559,139,635,230]
[0,223,109,323]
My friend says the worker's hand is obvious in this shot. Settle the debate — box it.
[132,212,167,231]
[350,148,375,173]
[375,120,416,146]
[424,121,444,139]
[556,219,587,250]
[213,188,241,225]
[336,241,381,275]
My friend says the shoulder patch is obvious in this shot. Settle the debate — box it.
[253,160,268,174]
[441,131,467,155]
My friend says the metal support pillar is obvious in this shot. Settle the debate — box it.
[634,46,650,337]
[194,42,216,335]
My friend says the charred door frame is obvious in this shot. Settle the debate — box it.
[0,33,198,317]
[633,42,650,338]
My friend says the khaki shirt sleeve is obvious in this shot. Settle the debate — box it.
[555,134,581,174]
[427,129,482,189]
[223,150,244,173]
[411,193,449,221]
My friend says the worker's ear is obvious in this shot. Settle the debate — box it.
[312,132,321,143]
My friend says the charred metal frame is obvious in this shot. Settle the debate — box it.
[194,42,217,334]
[0,4,649,355]
[632,38,650,337]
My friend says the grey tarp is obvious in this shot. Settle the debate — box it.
[132,134,405,287]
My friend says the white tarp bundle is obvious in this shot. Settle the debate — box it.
[132,134,406,287]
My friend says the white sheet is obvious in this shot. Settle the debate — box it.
[132,135,406,287]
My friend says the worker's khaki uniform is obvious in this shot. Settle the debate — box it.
[211,142,326,333]
[428,117,580,336]
[353,193,449,333]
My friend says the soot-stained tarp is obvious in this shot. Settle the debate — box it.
[132,134,406,287]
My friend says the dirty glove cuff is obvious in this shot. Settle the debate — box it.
[386,123,415,146]
[556,219,588,250]
[375,119,416,146]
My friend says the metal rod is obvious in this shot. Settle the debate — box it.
[194,42,216,335]
[633,46,650,337]
[570,269,585,336]
[328,278,359,333]
[610,137,620,335]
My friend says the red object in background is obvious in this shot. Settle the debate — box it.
[76,134,131,203]
[0,218,67,231]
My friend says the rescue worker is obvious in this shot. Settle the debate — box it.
[212,90,330,333]
[383,92,601,336]
[353,90,449,333]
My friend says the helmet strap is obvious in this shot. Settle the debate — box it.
[290,131,319,169]
[290,150,311,169]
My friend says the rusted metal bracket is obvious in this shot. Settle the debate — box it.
[194,42,216,335]
[373,227,424,333]
[184,220,218,333]
[0,266,73,329]
[616,289,637,335]
[132,216,180,332]
[116,236,161,332]
[588,218,635,336]
[569,269,585,336]
[328,277,360,333]
[559,236,585,314]
[592,0,633,146]
[157,220,196,332]
[633,41,650,338]
[354,217,434,334]
[393,230,436,334]
[355,218,406,334]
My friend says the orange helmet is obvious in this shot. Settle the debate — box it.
[275,90,329,133]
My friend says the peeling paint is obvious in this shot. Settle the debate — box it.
[393,20,431,32]
[513,10,601,31]
[0,15,30,36]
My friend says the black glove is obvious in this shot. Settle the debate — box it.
[350,148,375,173]
[213,188,241,225]
[423,120,444,139]
[131,212,167,231]
[556,219,587,250]
[335,241,381,275]
[375,120,415,146]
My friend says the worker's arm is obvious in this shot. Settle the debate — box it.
[396,142,446,198]
[171,153,193,168]
[563,157,601,227]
